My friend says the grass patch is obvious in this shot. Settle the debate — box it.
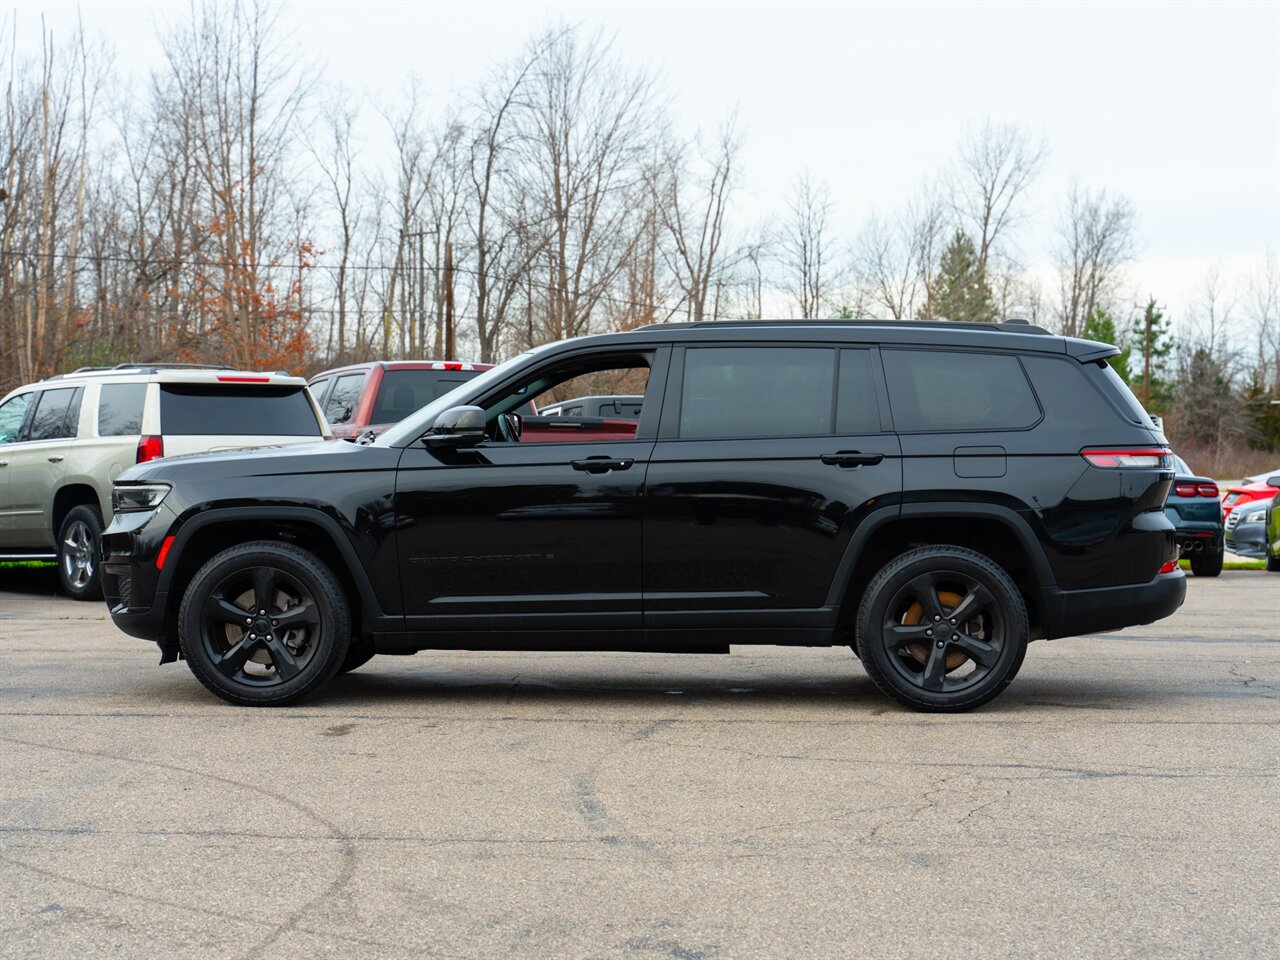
[0,561,56,570]
[1178,558,1265,571]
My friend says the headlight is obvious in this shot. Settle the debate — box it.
[112,483,170,514]
[1243,509,1266,525]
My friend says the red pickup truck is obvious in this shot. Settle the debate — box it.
[308,361,636,442]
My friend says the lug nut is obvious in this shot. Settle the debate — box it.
[933,615,941,622]
[259,610,266,615]
[925,629,933,637]
[272,620,278,626]
[954,634,961,640]
[936,641,944,648]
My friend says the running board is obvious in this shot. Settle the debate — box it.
[0,553,57,561]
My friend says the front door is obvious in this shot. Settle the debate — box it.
[3,387,81,548]
[394,347,668,634]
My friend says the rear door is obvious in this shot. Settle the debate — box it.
[643,344,902,629]
[0,390,37,544]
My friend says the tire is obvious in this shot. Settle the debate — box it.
[1189,548,1223,578]
[57,505,104,601]
[855,545,1029,713]
[178,541,351,706]
[1265,543,1280,573]
[337,642,376,675]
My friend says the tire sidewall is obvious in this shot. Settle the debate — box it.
[857,547,1028,712]
[1190,548,1223,577]
[178,542,351,706]
[57,505,104,601]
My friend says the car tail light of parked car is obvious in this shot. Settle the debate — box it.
[1174,482,1220,498]
[1080,447,1171,468]
[136,435,165,463]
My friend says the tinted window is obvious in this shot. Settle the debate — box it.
[323,374,366,425]
[98,383,148,436]
[680,347,834,439]
[159,386,320,436]
[0,392,32,444]
[836,350,881,434]
[370,369,481,425]
[28,387,81,441]
[308,377,333,409]
[1096,362,1151,425]
[883,349,1040,432]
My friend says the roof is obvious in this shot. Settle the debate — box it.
[310,359,491,379]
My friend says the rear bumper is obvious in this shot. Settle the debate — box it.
[1039,570,1186,640]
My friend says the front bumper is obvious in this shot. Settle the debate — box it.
[1038,569,1187,639]
[1225,523,1266,558]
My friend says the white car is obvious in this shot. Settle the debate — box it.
[0,363,328,599]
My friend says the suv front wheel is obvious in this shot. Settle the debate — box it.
[58,505,104,601]
[856,545,1029,712]
[178,541,351,706]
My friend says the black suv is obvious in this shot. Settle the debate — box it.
[102,320,1185,711]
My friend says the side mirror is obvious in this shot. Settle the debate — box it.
[1267,475,1280,488]
[425,405,486,448]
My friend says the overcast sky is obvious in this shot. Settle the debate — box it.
[10,0,1280,331]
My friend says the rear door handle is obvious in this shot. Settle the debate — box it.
[47,456,64,464]
[820,451,884,467]
[571,457,635,474]
[0,460,8,467]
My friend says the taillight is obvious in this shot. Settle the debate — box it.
[1174,483,1197,497]
[1081,447,1171,468]
[136,435,165,463]
[1158,560,1179,574]
[1196,483,1219,498]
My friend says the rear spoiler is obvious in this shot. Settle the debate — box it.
[1066,337,1122,363]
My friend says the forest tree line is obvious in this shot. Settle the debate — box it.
[2,2,1277,473]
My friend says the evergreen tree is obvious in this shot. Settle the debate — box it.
[924,231,997,323]
[1130,297,1175,412]
[1080,305,1131,382]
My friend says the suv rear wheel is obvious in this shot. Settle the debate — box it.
[1189,548,1223,577]
[856,545,1028,712]
[178,541,351,706]
[58,505,104,601]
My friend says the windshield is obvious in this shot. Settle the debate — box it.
[376,351,537,446]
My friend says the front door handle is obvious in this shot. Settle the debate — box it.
[571,456,635,474]
[820,451,884,467]
[47,455,64,464]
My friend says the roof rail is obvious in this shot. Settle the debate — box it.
[634,317,1052,335]
[47,362,236,381]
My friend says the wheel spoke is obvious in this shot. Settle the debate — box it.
[273,601,319,629]
[947,584,994,626]
[213,635,257,677]
[921,642,950,691]
[206,595,252,625]
[905,573,945,622]
[252,568,276,615]
[883,622,934,650]
[264,637,301,681]
[952,632,998,668]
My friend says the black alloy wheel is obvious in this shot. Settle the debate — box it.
[856,545,1028,712]
[178,541,350,706]
[58,505,104,601]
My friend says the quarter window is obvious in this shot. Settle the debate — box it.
[679,347,835,439]
[324,374,365,425]
[882,349,1040,432]
[98,383,148,436]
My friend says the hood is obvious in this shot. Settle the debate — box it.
[117,438,399,484]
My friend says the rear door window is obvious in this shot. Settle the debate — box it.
[679,346,835,439]
[882,349,1040,432]
[98,383,148,436]
[323,374,365,425]
[27,387,82,441]
[159,386,320,436]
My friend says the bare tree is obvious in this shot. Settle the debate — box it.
[311,90,362,362]
[1053,180,1136,336]
[780,175,837,318]
[653,116,741,322]
[951,119,1047,286]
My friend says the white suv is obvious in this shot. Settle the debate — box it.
[0,364,329,600]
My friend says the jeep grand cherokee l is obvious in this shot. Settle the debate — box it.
[101,319,1185,712]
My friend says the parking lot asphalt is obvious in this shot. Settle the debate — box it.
[1,569,1277,960]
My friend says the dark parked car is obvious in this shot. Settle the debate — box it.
[102,319,1185,712]
[1164,455,1224,576]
